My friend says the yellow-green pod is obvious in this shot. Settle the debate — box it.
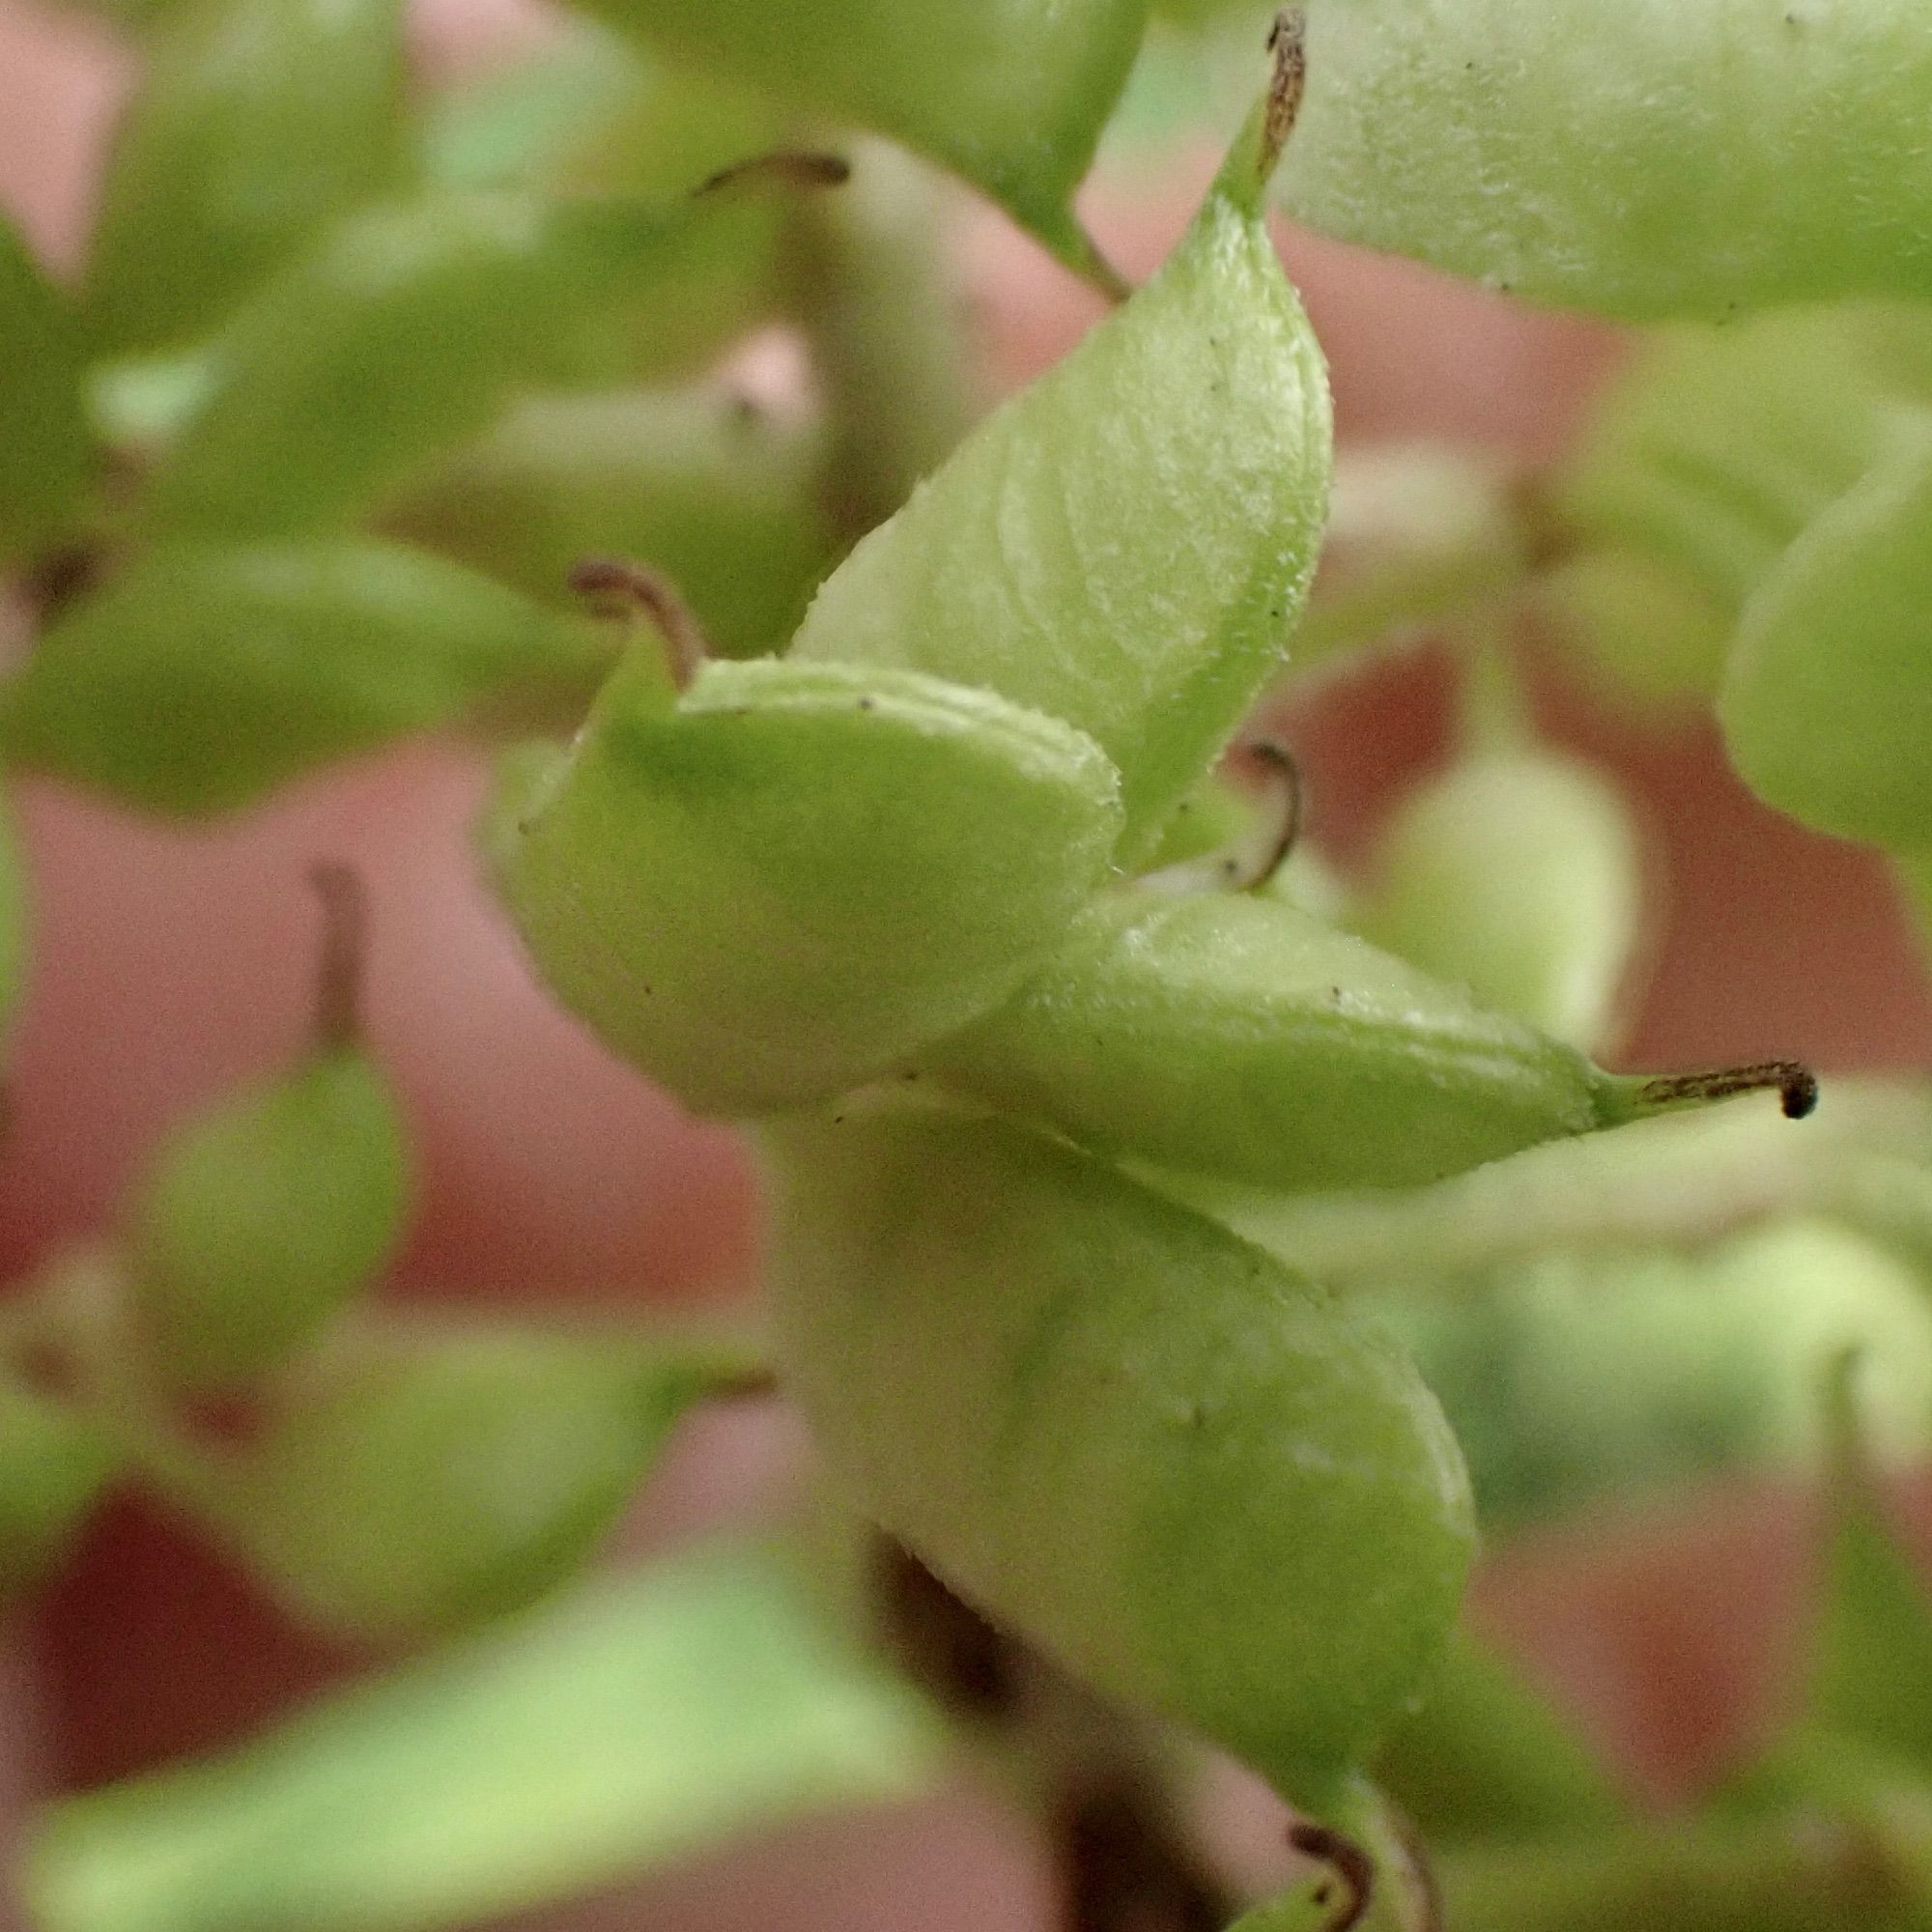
[0,540,611,816]
[1720,433,1932,851]
[927,891,1783,1195]
[762,1103,1475,1812]
[130,1053,409,1391]
[489,653,1123,1116]
[147,180,832,540]
[0,1374,119,1602]
[1545,308,1924,709]
[84,0,406,355]
[0,217,90,563]
[1353,750,1645,1053]
[571,0,1147,276]
[387,388,837,658]
[788,48,1331,862]
[128,867,409,1390]
[185,1325,729,1636]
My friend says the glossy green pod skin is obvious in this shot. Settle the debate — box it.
[490,655,1123,1116]
[194,1327,714,1636]
[927,891,1665,1194]
[762,1104,1475,1811]
[572,0,1147,265]
[0,219,89,562]
[1354,750,1644,1053]
[1720,435,1932,851]
[387,388,837,657]
[789,94,1331,862]
[147,187,794,539]
[0,540,610,816]
[130,1047,410,1391]
[1275,1,1932,321]
[84,0,405,355]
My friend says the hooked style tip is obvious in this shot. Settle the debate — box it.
[1634,1059,1820,1122]
[1289,1822,1376,1932]
[569,555,710,693]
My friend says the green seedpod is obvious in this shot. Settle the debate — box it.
[146,178,835,540]
[789,53,1332,862]
[1353,749,1645,1053]
[84,0,406,356]
[1377,1218,1932,1530]
[185,1325,731,1636]
[130,1048,409,1392]
[1721,434,1932,851]
[0,539,611,816]
[1274,2,1932,322]
[0,1372,120,1601]
[571,0,1147,274]
[1375,1627,1627,1847]
[1536,548,1734,714]
[926,890,1762,1196]
[0,218,90,562]
[386,388,837,658]
[422,32,794,382]
[1554,309,1917,646]
[761,1102,1475,1811]
[489,652,1124,1115]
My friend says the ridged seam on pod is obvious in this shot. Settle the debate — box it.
[760,1101,1476,1813]
[1273,0,1932,322]
[926,889,1815,1196]
[788,17,1331,864]
[488,641,1124,1116]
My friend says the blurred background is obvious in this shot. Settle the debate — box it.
[4,1,1931,1925]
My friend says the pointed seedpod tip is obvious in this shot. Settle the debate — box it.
[1263,12,1310,180]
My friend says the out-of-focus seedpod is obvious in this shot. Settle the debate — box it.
[0,218,90,563]
[789,31,1332,862]
[1721,435,1932,851]
[762,1102,1476,1814]
[571,0,1147,278]
[128,867,408,1390]
[387,388,837,658]
[147,167,843,540]
[190,1323,741,1637]
[785,137,983,539]
[927,890,1811,1195]
[1376,1218,1932,1530]
[0,539,611,816]
[1547,308,1916,707]
[1275,1,1932,322]
[0,1371,119,1601]
[421,28,796,382]
[84,0,406,356]
[1353,749,1645,1053]
[490,644,1123,1116]
[1374,1628,1627,1847]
